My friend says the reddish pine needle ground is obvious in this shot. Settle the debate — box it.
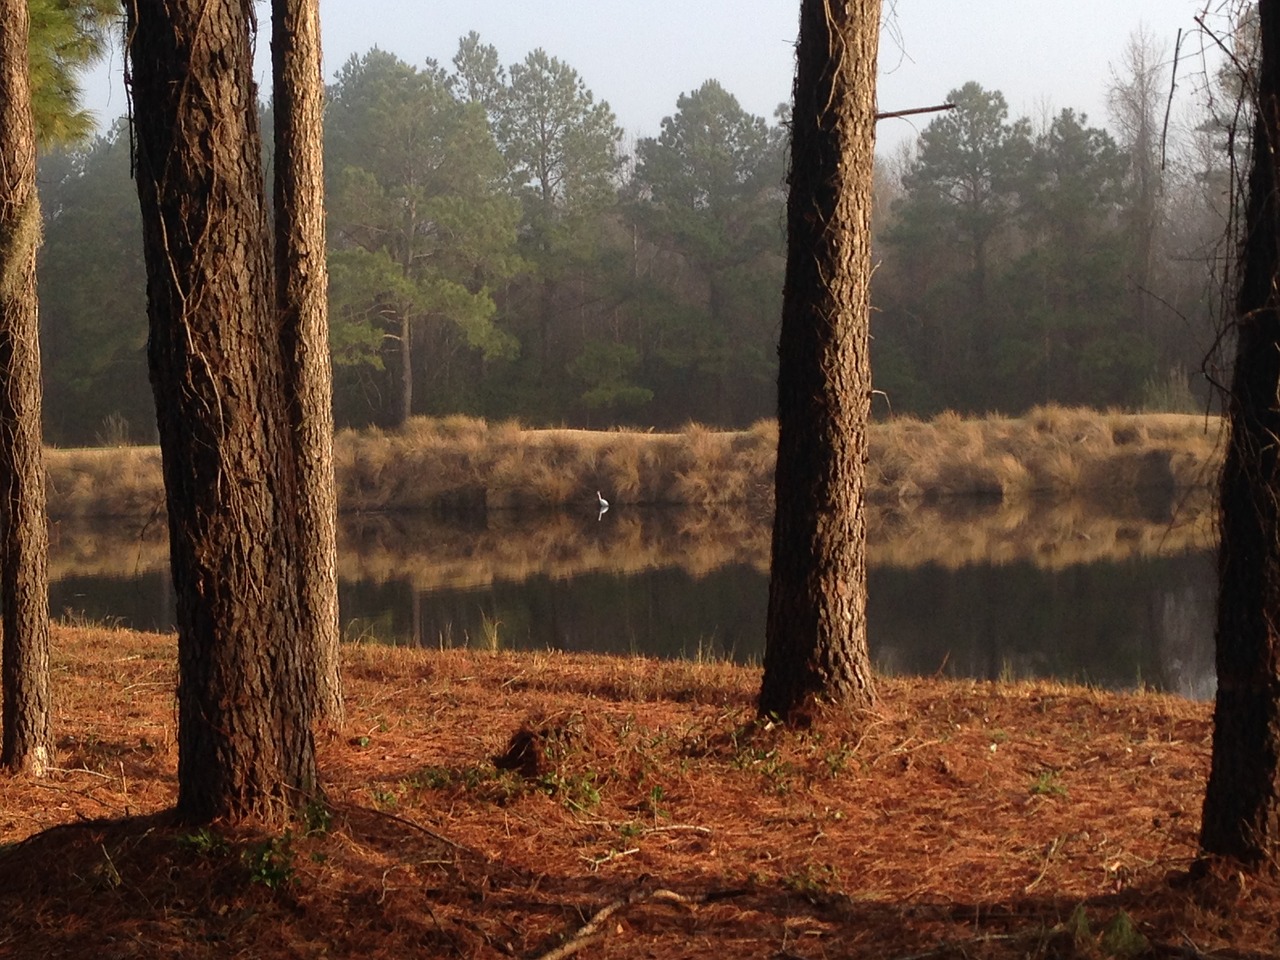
[1,626,1276,959]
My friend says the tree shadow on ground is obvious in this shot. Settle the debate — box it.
[2,811,1276,960]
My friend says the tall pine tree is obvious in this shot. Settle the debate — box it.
[125,0,317,822]
[759,0,881,721]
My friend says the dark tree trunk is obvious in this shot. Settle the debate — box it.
[1200,0,1280,865]
[759,0,880,721]
[399,312,412,425]
[125,0,317,823]
[273,0,343,724]
[0,0,52,776]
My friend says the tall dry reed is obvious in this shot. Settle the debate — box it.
[45,406,1225,519]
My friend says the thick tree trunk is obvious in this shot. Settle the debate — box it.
[759,0,880,721]
[1200,0,1280,865]
[125,0,317,823]
[0,0,52,776]
[273,0,343,724]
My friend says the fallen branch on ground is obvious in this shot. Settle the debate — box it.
[535,887,697,960]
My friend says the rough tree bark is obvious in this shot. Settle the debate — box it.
[124,0,317,822]
[759,0,880,721]
[273,0,343,724]
[1200,0,1280,865]
[0,0,53,776]
[398,312,412,426]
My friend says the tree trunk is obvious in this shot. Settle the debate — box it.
[0,0,52,777]
[1200,0,1280,865]
[759,0,880,721]
[124,0,317,823]
[399,312,412,425]
[273,0,343,724]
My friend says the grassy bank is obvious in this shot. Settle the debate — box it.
[45,406,1223,519]
[1,625,1273,959]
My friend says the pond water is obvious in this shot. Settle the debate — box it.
[48,496,1218,698]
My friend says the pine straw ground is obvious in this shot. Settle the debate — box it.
[1,628,1277,960]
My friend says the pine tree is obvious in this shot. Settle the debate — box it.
[0,0,53,777]
[125,0,317,822]
[759,0,881,721]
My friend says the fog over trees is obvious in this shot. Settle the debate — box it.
[35,23,1242,444]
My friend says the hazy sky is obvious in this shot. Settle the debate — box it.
[83,1,1225,150]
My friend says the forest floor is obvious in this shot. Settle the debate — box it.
[1,626,1277,959]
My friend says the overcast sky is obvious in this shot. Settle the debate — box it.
[83,1,1226,151]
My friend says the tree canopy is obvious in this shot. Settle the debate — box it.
[34,30,1231,441]
[28,0,118,146]
[325,49,521,424]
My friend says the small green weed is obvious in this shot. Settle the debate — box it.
[1100,910,1149,958]
[302,800,331,836]
[536,769,602,812]
[179,827,230,857]
[822,744,854,778]
[412,766,455,790]
[1063,904,1090,943]
[243,832,296,890]
[733,744,796,795]
[408,764,519,797]
[1059,906,1149,959]
[369,787,398,809]
[645,784,669,820]
[1029,770,1067,798]
[407,764,528,805]
[474,768,528,805]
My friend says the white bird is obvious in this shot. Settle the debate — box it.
[596,490,609,521]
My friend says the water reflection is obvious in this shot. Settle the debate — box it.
[868,554,1215,699]
[47,493,1218,697]
[342,565,766,661]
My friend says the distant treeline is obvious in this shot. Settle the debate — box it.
[37,30,1238,446]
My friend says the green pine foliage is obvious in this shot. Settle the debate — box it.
[874,74,1214,417]
[35,24,1234,442]
[324,49,523,425]
[28,0,118,147]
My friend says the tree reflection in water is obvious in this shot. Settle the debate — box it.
[46,494,1217,697]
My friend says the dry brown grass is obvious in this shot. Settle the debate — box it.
[44,407,1226,519]
[2,626,1275,959]
[666,422,738,504]
[46,446,165,519]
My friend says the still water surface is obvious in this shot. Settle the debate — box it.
[48,499,1217,698]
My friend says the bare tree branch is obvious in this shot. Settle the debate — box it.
[876,103,955,121]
